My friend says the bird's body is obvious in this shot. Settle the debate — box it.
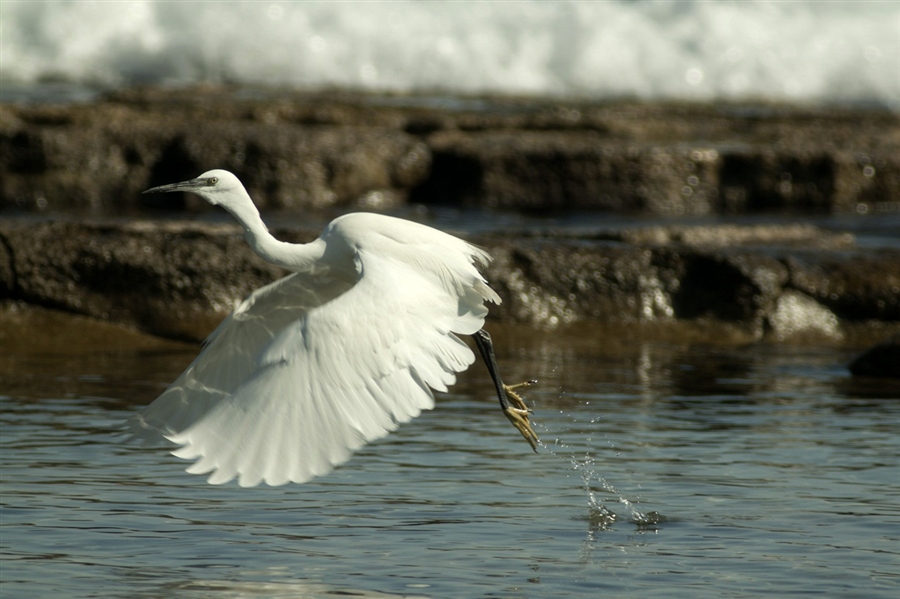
[130,170,536,487]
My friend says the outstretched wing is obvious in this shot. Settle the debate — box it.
[129,238,498,487]
[128,269,353,444]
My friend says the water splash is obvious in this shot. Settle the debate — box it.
[534,415,660,530]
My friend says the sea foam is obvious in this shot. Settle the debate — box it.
[1,0,896,106]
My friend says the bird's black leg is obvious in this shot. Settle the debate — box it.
[473,329,511,410]
[472,329,539,451]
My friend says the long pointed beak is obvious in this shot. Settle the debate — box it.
[143,178,209,194]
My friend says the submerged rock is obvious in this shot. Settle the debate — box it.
[849,336,900,379]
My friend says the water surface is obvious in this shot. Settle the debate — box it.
[2,322,899,598]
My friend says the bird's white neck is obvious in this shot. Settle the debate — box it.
[221,198,326,272]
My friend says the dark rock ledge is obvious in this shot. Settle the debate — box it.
[2,86,897,215]
[2,220,897,348]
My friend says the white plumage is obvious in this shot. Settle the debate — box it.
[128,170,535,487]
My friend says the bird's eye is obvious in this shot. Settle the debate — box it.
[208,177,218,186]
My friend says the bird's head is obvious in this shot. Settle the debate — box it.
[143,169,249,209]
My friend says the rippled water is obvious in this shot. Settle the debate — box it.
[2,322,899,598]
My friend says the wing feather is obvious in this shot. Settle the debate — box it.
[129,223,499,486]
[128,271,355,442]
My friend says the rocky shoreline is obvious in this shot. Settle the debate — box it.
[2,219,897,349]
[1,88,898,373]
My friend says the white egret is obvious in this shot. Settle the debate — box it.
[129,169,537,487]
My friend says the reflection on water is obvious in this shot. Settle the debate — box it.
[2,321,899,598]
